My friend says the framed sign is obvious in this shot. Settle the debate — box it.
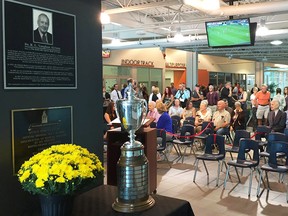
[12,106,73,174]
[3,0,77,89]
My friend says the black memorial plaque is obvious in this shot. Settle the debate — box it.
[3,0,77,89]
[12,106,73,174]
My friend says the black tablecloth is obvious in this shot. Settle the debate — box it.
[72,185,194,216]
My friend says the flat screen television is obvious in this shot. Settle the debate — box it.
[205,18,253,48]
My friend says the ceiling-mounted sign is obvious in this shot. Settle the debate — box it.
[3,0,77,89]
[121,59,154,67]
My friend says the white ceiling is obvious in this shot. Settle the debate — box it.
[101,0,288,64]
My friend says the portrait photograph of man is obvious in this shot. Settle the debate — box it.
[33,9,53,44]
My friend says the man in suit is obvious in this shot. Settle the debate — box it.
[34,13,52,44]
[267,99,286,133]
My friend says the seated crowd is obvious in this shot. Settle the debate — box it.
[103,80,288,142]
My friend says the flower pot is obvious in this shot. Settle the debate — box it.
[39,195,74,216]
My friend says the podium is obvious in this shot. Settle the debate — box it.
[107,127,157,193]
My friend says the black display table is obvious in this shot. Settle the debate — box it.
[72,185,195,216]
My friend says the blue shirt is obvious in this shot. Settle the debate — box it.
[175,89,190,101]
[157,112,173,133]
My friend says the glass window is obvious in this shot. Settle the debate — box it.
[264,66,288,97]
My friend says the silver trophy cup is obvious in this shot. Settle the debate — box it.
[112,84,155,213]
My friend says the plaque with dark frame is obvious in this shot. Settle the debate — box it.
[3,0,77,89]
[11,106,73,174]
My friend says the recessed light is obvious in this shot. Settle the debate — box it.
[270,40,283,45]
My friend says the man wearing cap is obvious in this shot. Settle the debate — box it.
[174,83,190,108]
[191,84,204,111]
[255,84,271,125]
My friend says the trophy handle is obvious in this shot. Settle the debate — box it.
[141,99,148,125]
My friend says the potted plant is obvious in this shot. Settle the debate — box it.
[17,144,104,216]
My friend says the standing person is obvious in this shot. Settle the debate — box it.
[273,88,286,111]
[238,86,248,127]
[149,87,161,102]
[183,83,192,99]
[206,84,219,116]
[124,78,136,98]
[212,100,231,135]
[33,13,52,44]
[141,86,149,103]
[232,82,239,102]
[250,87,259,131]
[170,82,177,96]
[267,99,286,133]
[110,84,122,103]
[250,83,260,95]
[162,86,174,109]
[174,83,190,108]
[103,86,110,101]
[284,86,288,111]
[191,84,204,111]
[238,87,248,111]
[255,84,271,126]
[220,82,233,107]
[120,84,127,98]
[169,99,183,117]
[231,101,246,131]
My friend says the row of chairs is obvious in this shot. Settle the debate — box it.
[157,124,288,202]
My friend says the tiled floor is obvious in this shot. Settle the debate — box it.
[104,143,288,216]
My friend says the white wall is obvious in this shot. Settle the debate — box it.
[198,54,256,74]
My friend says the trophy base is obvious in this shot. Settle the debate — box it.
[112,196,155,213]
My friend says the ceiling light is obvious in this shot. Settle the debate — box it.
[111,38,121,45]
[173,33,184,42]
[173,28,185,43]
[203,0,220,10]
[183,0,220,10]
[270,40,283,45]
[100,12,110,24]
[274,64,288,68]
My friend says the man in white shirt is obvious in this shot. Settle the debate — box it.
[110,84,122,102]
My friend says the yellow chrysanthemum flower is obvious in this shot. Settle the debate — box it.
[18,144,104,195]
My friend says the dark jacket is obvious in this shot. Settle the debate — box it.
[33,29,53,44]
[232,110,245,131]
[267,110,287,133]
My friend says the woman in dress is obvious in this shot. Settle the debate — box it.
[195,100,212,133]
[162,86,174,109]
